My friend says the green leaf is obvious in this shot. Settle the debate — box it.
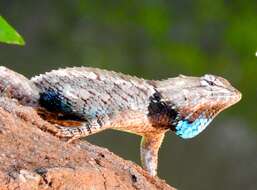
[0,15,25,45]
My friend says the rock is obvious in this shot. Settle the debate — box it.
[0,97,176,190]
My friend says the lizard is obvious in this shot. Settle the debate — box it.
[0,66,242,176]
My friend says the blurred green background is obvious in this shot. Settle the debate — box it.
[0,1,256,189]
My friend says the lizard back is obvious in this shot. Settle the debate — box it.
[31,67,155,121]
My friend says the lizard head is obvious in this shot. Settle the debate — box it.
[155,74,242,139]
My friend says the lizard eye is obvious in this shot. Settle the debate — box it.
[201,74,216,87]
[206,80,214,86]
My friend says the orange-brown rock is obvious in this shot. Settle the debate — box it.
[0,97,176,190]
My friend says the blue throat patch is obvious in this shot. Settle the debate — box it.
[175,117,213,139]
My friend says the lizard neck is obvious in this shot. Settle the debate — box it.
[146,88,216,139]
[147,90,178,130]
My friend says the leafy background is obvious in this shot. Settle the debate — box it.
[0,1,256,189]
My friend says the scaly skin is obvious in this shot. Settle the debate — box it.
[0,66,242,176]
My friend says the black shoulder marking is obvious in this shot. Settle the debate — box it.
[147,90,178,130]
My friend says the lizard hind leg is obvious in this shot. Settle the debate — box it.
[140,133,165,176]
[56,124,90,143]
[36,107,111,143]
[55,118,108,143]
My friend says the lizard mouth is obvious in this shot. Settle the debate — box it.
[224,87,242,109]
[233,88,242,103]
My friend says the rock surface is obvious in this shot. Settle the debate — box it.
[0,97,176,190]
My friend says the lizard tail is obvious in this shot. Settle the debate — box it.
[0,66,40,106]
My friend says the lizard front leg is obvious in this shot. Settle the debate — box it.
[140,132,165,176]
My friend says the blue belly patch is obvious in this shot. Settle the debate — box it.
[39,91,73,114]
[175,117,212,139]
